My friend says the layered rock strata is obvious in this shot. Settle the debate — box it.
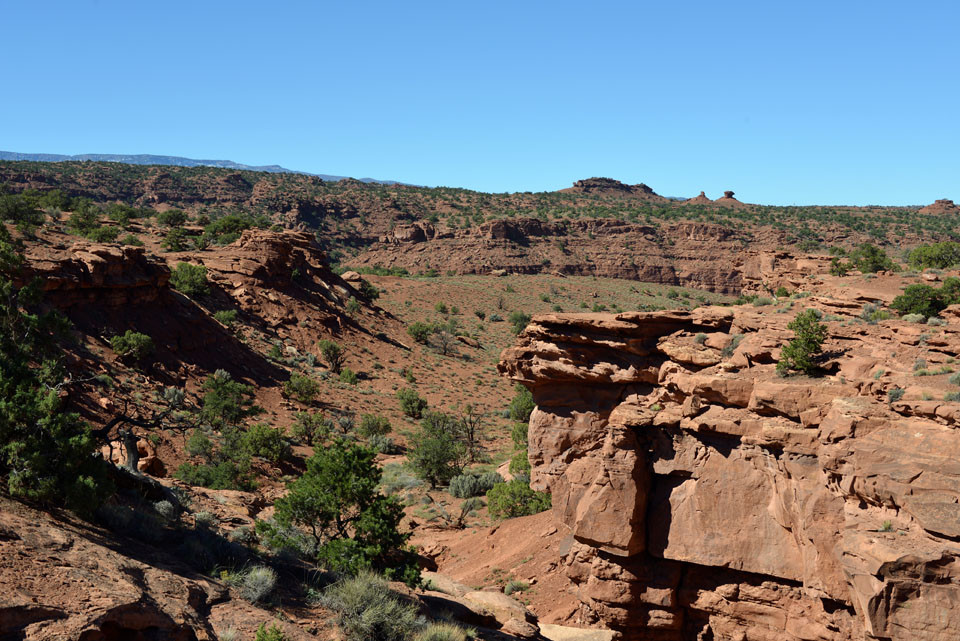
[499,305,960,640]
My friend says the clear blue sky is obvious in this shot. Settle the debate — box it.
[3,1,958,205]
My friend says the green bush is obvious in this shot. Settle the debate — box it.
[359,414,392,438]
[110,330,154,361]
[449,472,502,498]
[486,480,551,519]
[774,286,790,298]
[407,321,434,344]
[415,622,474,641]
[186,428,214,460]
[283,373,320,403]
[891,284,947,319]
[503,580,529,596]
[241,565,277,603]
[318,339,347,373]
[255,623,286,641]
[170,262,209,297]
[508,384,535,423]
[848,243,898,273]
[907,242,960,270]
[508,449,531,475]
[161,228,190,252]
[120,233,143,246]
[887,387,905,403]
[320,572,421,641]
[241,424,289,464]
[258,440,418,583]
[174,459,255,491]
[213,309,238,328]
[339,368,359,385]
[397,388,428,418]
[508,311,532,335]
[200,369,256,427]
[157,209,189,228]
[290,412,329,446]
[776,309,828,376]
[86,226,120,243]
[860,303,892,324]
[408,412,468,488]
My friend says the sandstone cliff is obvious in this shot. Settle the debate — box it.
[499,303,960,640]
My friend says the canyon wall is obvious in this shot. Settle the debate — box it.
[357,219,836,295]
[499,305,960,640]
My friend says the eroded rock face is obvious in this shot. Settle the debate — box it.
[499,306,960,641]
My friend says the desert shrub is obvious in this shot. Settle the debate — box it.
[408,412,468,488]
[241,565,277,603]
[508,310,532,335]
[357,279,380,300]
[161,228,190,252]
[949,372,960,386]
[255,623,286,641]
[339,368,359,385]
[487,313,503,322]
[290,412,330,446]
[407,321,434,344]
[860,303,891,324]
[473,309,486,320]
[907,241,960,270]
[503,580,529,596]
[397,388,428,419]
[379,463,424,495]
[945,391,960,402]
[752,296,774,306]
[694,332,708,345]
[154,500,177,521]
[829,257,849,276]
[510,422,528,449]
[486,480,551,519]
[318,339,347,373]
[901,313,926,323]
[175,458,255,492]
[721,333,744,358]
[320,572,421,641]
[776,309,828,376]
[346,297,361,315]
[359,414,392,438]
[435,302,449,314]
[449,472,502,498]
[170,262,209,298]
[887,387,905,403]
[508,449,531,475]
[507,384,535,423]
[201,369,256,427]
[368,434,397,454]
[86,226,120,242]
[891,284,946,319]
[186,429,215,460]
[120,233,143,246]
[284,373,320,403]
[774,286,790,298]
[848,243,898,273]
[257,440,418,583]
[415,622,474,641]
[157,209,189,228]
[213,309,238,328]
[218,628,240,641]
[110,330,154,361]
[928,316,947,326]
[241,424,289,464]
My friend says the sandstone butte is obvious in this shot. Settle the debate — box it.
[498,302,960,641]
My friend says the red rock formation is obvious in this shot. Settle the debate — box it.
[714,190,746,208]
[499,305,960,640]
[560,178,668,203]
[919,199,960,215]
[683,191,713,205]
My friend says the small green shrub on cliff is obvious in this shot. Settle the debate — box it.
[776,309,827,376]
[170,262,209,297]
[110,330,154,361]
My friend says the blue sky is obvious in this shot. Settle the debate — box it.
[2,1,958,205]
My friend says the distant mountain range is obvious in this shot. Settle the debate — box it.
[0,151,404,185]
